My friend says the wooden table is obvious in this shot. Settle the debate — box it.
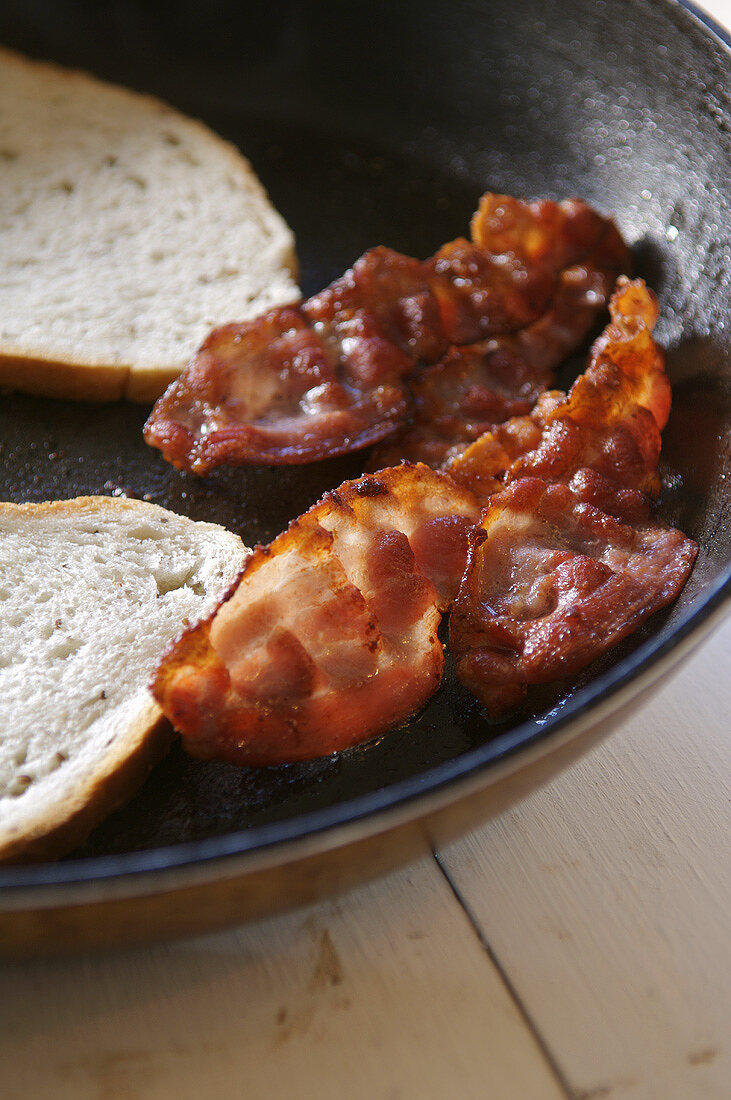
[3,3,731,1096]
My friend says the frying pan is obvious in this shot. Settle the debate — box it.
[0,0,729,955]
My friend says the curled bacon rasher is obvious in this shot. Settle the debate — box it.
[448,278,669,504]
[144,194,629,474]
[447,278,698,717]
[152,465,481,765]
[449,478,698,717]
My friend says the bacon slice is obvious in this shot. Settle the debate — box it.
[448,278,668,505]
[151,465,481,764]
[144,194,629,474]
[508,279,669,492]
[448,278,698,717]
[450,477,698,716]
[139,305,411,472]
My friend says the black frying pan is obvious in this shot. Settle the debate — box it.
[0,0,729,953]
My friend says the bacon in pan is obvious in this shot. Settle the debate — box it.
[448,278,669,505]
[449,477,697,716]
[143,194,629,474]
[447,278,698,716]
[151,465,481,764]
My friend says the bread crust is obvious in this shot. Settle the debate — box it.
[0,352,183,402]
[0,496,247,862]
[0,703,173,864]
[0,353,129,402]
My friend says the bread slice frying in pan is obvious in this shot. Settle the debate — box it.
[0,497,248,862]
[0,45,299,401]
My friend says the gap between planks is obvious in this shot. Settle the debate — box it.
[433,847,575,1099]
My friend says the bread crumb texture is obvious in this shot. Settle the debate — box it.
[0,498,247,853]
[0,47,299,394]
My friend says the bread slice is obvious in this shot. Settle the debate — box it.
[0,45,300,402]
[0,496,248,863]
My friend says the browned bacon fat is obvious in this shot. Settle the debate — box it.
[449,477,697,717]
[152,465,481,764]
[144,195,629,474]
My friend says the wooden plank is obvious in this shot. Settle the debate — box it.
[695,0,731,27]
[437,614,731,1100]
[0,854,567,1100]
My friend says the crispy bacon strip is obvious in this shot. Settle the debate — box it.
[141,306,411,470]
[152,465,481,764]
[144,195,629,474]
[448,277,698,717]
[449,278,668,505]
[449,478,697,716]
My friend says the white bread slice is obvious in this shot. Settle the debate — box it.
[0,497,249,863]
[0,45,300,402]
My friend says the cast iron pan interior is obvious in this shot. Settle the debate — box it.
[0,0,729,884]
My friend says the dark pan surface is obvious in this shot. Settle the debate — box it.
[0,0,729,884]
